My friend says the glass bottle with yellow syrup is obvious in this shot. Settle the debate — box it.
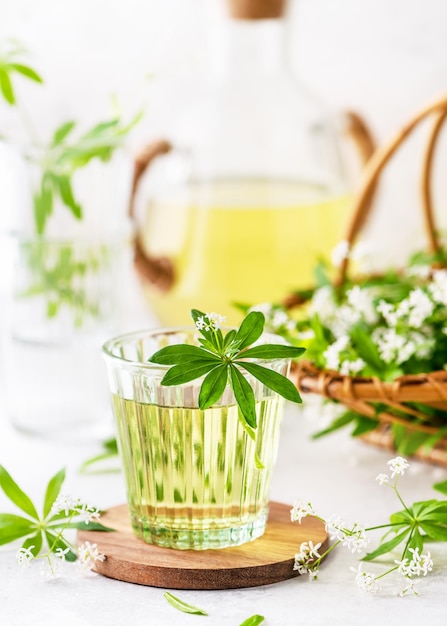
[132,0,366,326]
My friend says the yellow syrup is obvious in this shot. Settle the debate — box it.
[141,180,351,325]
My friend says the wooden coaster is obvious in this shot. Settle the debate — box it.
[77,502,328,590]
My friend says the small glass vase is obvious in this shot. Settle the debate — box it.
[3,233,130,439]
[102,327,290,550]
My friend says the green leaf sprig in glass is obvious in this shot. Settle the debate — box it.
[148,309,305,433]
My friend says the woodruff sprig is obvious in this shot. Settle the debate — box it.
[148,309,305,431]
[291,456,447,596]
[0,465,112,579]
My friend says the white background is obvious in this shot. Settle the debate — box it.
[1,0,447,262]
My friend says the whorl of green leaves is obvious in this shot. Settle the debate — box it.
[148,309,305,431]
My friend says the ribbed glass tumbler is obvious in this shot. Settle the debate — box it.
[102,328,290,550]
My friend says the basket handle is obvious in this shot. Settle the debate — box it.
[128,139,175,291]
[336,95,447,285]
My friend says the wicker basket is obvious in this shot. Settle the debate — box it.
[288,94,447,466]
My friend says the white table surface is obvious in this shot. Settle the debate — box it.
[0,395,446,626]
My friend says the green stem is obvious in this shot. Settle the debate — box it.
[365,522,407,532]
[393,483,412,516]
[375,564,400,581]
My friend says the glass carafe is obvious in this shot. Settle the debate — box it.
[132,0,370,326]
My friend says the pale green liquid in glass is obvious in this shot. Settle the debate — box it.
[112,394,283,549]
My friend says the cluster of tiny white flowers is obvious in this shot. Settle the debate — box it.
[395,548,433,578]
[339,358,366,376]
[309,261,447,375]
[371,327,416,364]
[77,541,106,575]
[16,545,35,568]
[387,456,410,478]
[428,269,447,305]
[346,286,378,325]
[324,513,346,542]
[375,473,390,485]
[351,564,381,595]
[50,494,100,524]
[331,240,350,267]
[342,523,369,553]
[293,541,322,578]
[40,554,65,581]
[195,312,226,332]
[324,516,368,553]
[290,500,316,523]
[50,493,78,516]
[249,303,296,333]
[375,456,410,484]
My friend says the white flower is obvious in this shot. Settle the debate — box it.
[249,302,273,316]
[352,564,381,595]
[399,578,420,596]
[339,358,366,376]
[195,316,206,330]
[310,286,337,321]
[195,312,226,332]
[290,500,315,523]
[372,328,415,364]
[77,541,106,574]
[50,493,79,516]
[395,548,433,578]
[331,240,350,267]
[377,300,399,327]
[406,289,434,327]
[346,286,378,324]
[341,522,369,553]
[75,503,100,525]
[375,473,390,485]
[405,264,431,280]
[325,514,346,542]
[293,541,322,577]
[323,336,350,371]
[206,312,226,330]
[16,546,35,568]
[429,269,447,305]
[40,555,63,581]
[54,547,71,560]
[387,456,409,478]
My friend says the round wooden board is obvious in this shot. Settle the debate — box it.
[77,502,328,590]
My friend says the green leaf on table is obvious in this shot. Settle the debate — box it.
[22,531,43,556]
[419,522,447,541]
[362,527,411,562]
[163,592,208,615]
[43,467,66,518]
[239,616,265,626]
[61,521,115,532]
[0,465,39,519]
[0,513,36,544]
[237,361,302,403]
